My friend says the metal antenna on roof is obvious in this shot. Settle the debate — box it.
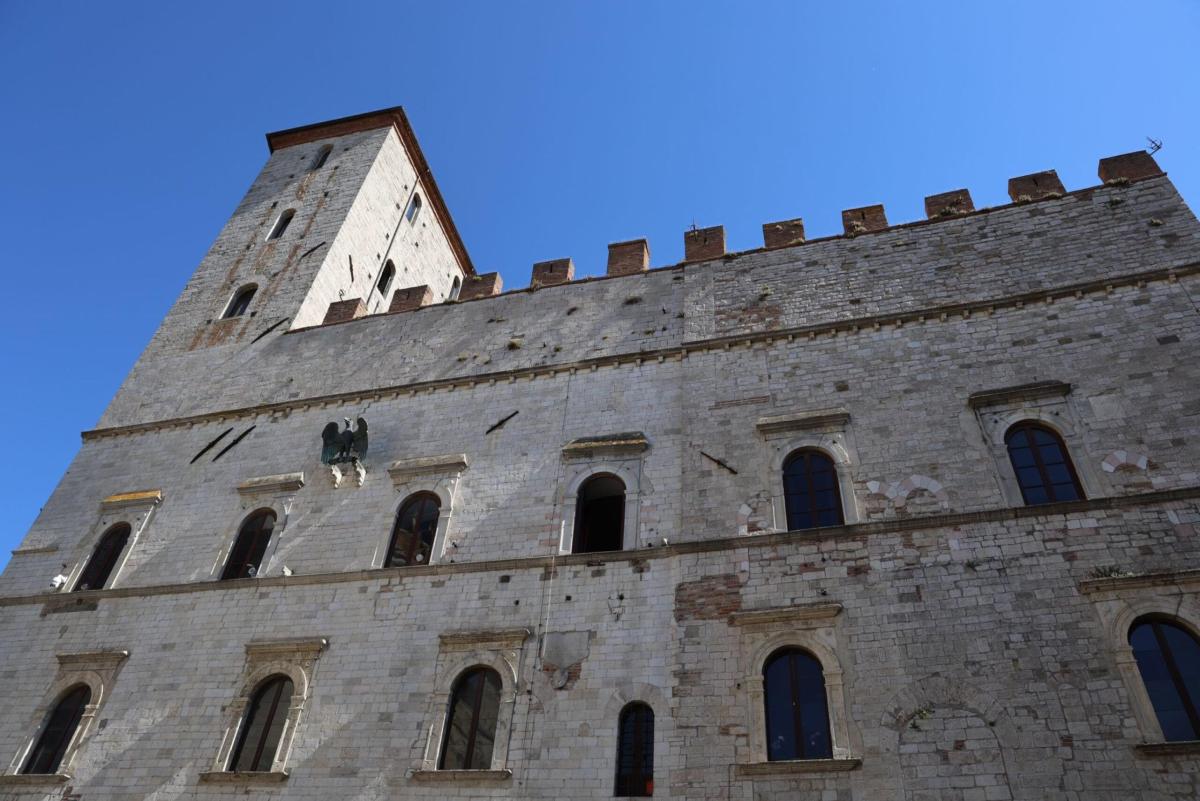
[1146,137,1163,155]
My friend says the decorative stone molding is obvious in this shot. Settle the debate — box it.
[1133,740,1200,757]
[561,432,649,460]
[388,454,469,482]
[207,637,328,777]
[4,649,128,778]
[1079,568,1200,595]
[558,460,649,553]
[411,769,513,782]
[734,758,862,777]
[729,602,842,628]
[866,475,949,508]
[0,773,71,786]
[438,628,530,649]
[1101,449,1150,473]
[755,408,850,436]
[99,489,162,510]
[968,380,1071,409]
[236,473,305,496]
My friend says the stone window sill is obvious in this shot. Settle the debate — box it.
[734,758,862,777]
[198,770,289,784]
[410,768,513,782]
[1133,740,1200,757]
[0,773,71,786]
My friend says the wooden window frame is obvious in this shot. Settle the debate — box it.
[781,449,845,531]
[615,701,654,796]
[384,492,441,568]
[20,686,90,776]
[1129,616,1200,741]
[762,647,833,761]
[1004,421,1085,505]
[72,523,131,592]
[438,667,502,771]
[228,676,294,772]
[220,509,277,581]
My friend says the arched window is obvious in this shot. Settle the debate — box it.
[221,509,277,580]
[267,209,295,240]
[228,675,294,772]
[1004,421,1084,505]
[762,647,832,761]
[310,144,332,170]
[615,702,654,796]
[21,685,91,775]
[406,193,423,223]
[449,276,462,301]
[223,284,257,319]
[782,449,844,531]
[377,260,396,296]
[73,522,131,591]
[439,666,502,770]
[385,493,440,567]
[573,474,625,554]
[1129,617,1200,741]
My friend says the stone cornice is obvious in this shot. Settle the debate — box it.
[561,433,649,460]
[237,473,305,496]
[410,769,513,782]
[2,486,1199,608]
[968,381,1071,410]
[438,628,531,649]
[0,773,71,786]
[734,758,862,776]
[245,637,328,659]
[80,262,1200,443]
[755,409,849,436]
[388,454,469,481]
[198,770,289,784]
[1078,568,1200,595]
[99,489,162,510]
[57,650,129,670]
[729,602,843,627]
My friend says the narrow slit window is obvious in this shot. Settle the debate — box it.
[73,523,132,591]
[267,209,295,240]
[377,260,396,297]
[615,702,654,796]
[221,509,276,580]
[406,193,423,224]
[439,667,502,770]
[310,144,332,171]
[384,492,440,567]
[449,276,462,301]
[228,675,294,772]
[762,647,832,761]
[1129,617,1200,741]
[573,474,625,554]
[782,449,844,530]
[223,284,257,319]
[21,685,91,775]
[1004,421,1084,506]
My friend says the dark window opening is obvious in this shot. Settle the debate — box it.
[449,276,462,301]
[406,193,423,224]
[223,285,257,319]
[782,449,844,531]
[268,209,295,240]
[439,667,502,770]
[615,702,654,796]
[763,647,832,761]
[377,260,396,297]
[1004,421,1084,506]
[74,523,131,591]
[573,474,625,554]
[385,493,440,567]
[228,675,294,772]
[221,509,276,580]
[21,685,90,775]
[1130,617,1200,741]
[310,144,332,170]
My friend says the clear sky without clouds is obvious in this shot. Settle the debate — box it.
[0,1,1197,571]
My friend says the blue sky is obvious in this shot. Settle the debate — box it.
[0,1,1197,571]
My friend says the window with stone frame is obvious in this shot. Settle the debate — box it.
[1128,616,1200,742]
[615,701,655,796]
[558,433,648,554]
[1004,421,1085,505]
[439,667,503,770]
[223,284,258,319]
[200,637,327,784]
[221,509,277,580]
[385,492,441,567]
[781,449,845,530]
[382,454,466,568]
[73,523,130,592]
[61,489,160,595]
[756,409,861,531]
[1,650,127,785]
[573,473,626,554]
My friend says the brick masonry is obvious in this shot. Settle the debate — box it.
[1,111,1199,801]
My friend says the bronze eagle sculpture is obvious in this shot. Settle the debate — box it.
[321,417,368,465]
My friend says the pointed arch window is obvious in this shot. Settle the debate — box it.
[439,666,502,770]
[221,509,276,580]
[228,675,294,772]
[406,193,423,224]
[267,209,295,240]
[762,647,832,761]
[615,702,654,796]
[782,449,844,531]
[73,522,131,591]
[385,492,440,567]
[1129,617,1200,742]
[223,284,257,319]
[1004,421,1084,505]
[310,144,332,171]
[573,474,625,554]
[21,685,91,775]
[377,260,396,297]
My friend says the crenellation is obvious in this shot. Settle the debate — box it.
[3,108,1198,800]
